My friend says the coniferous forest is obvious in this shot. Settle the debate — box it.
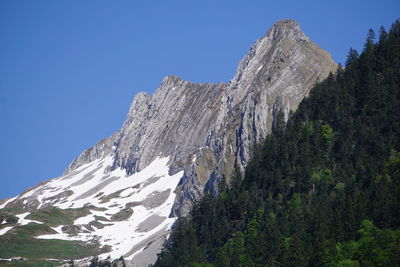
[153,20,400,266]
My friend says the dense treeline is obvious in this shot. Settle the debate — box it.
[153,20,400,267]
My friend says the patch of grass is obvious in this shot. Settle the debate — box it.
[94,215,110,222]
[10,222,56,236]
[0,207,110,262]
[64,207,92,220]
[0,208,24,215]
[0,259,65,267]
[26,206,91,227]
[25,207,72,226]
[0,232,101,260]
[110,208,133,221]
[88,220,111,229]
[83,205,106,212]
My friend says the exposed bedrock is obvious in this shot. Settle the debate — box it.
[59,19,337,216]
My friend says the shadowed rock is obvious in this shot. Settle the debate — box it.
[124,226,169,267]
[69,165,104,188]
[141,175,162,187]
[60,164,91,181]
[73,176,119,201]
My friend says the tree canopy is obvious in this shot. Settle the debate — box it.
[153,19,400,267]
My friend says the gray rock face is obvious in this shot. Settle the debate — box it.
[1,19,337,267]
[63,19,337,216]
[64,133,118,175]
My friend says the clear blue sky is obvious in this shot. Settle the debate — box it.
[0,0,398,199]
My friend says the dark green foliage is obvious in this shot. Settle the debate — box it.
[88,255,126,267]
[154,20,400,266]
[0,259,64,267]
[11,222,56,236]
[0,232,99,259]
[0,215,101,261]
[322,220,400,266]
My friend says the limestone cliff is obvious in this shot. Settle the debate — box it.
[64,19,337,216]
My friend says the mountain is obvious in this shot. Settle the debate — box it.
[153,20,400,266]
[0,19,336,266]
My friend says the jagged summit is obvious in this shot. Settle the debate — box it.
[274,18,299,25]
[270,19,301,30]
[1,20,337,267]
[268,19,309,42]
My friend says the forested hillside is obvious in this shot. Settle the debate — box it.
[153,20,400,267]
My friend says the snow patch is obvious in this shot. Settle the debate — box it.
[16,212,31,221]
[20,219,43,226]
[0,226,13,236]
[14,212,42,226]
[0,196,17,209]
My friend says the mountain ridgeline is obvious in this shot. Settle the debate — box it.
[0,20,337,266]
[1,20,336,217]
[153,20,400,266]
[64,19,336,217]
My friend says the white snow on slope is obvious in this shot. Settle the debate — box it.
[0,196,17,209]
[1,155,183,261]
[0,226,13,236]
[16,212,43,226]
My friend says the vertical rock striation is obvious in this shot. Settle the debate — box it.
[63,19,337,216]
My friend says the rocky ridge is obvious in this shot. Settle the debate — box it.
[43,19,337,216]
[66,19,336,216]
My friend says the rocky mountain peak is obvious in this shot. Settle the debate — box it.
[62,19,337,214]
[1,20,337,267]
[61,19,337,215]
[161,74,183,86]
[268,19,308,41]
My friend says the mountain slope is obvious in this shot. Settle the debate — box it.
[153,20,400,267]
[66,19,336,217]
[0,19,336,266]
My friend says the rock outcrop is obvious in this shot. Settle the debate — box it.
[64,19,337,216]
